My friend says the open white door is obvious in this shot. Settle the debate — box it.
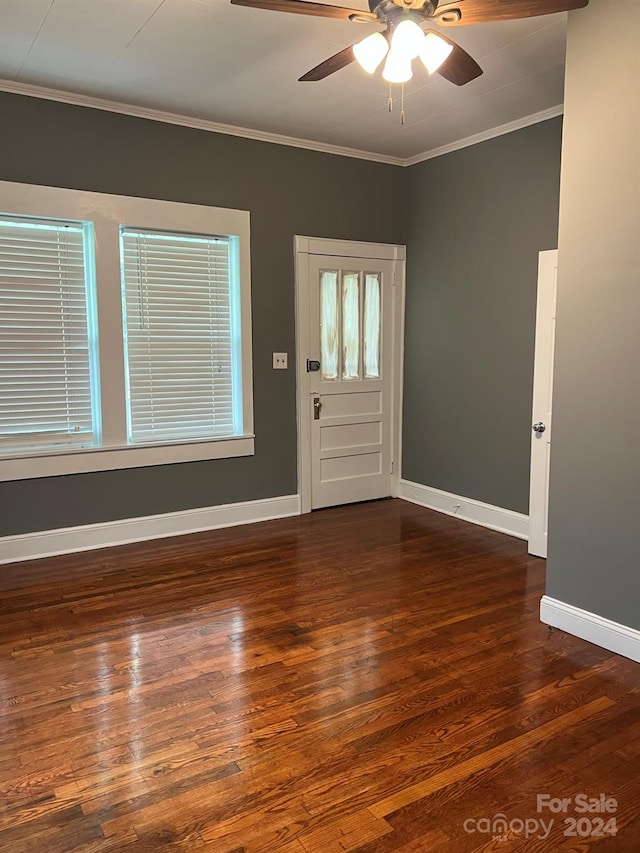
[529,249,558,558]
[296,238,405,513]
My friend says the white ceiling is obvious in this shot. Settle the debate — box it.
[0,0,568,162]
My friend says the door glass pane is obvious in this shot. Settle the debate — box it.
[342,273,360,380]
[320,271,338,381]
[364,273,381,378]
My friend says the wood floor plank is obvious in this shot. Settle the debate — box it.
[1,499,639,851]
[367,697,613,818]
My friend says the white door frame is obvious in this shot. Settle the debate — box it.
[529,248,558,558]
[294,235,406,515]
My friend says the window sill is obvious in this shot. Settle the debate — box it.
[0,435,255,482]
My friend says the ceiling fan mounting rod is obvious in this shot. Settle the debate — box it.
[371,0,426,26]
[385,0,434,12]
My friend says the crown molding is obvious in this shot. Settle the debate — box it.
[0,79,562,168]
[0,79,405,167]
[403,104,564,166]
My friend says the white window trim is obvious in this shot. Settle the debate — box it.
[0,181,254,482]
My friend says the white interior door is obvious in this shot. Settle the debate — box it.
[529,249,558,558]
[305,253,395,510]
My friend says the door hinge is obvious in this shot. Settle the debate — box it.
[390,460,394,474]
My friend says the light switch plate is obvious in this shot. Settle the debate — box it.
[273,352,288,369]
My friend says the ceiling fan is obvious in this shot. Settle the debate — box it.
[230,0,588,88]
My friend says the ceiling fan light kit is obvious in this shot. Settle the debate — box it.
[390,18,425,59]
[352,32,389,73]
[353,18,454,88]
[382,49,413,84]
[230,0,589,119]
[420,31,454,74]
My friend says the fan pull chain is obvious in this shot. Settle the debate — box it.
[388,83,393,113]
[400,83,405,126]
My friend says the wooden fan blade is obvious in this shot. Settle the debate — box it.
[299,44,357,81]
[230,0,375,21]
[424,30,483,85]
[435,0,588,25]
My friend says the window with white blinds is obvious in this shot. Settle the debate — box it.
[0,215,98,453]
[0,181,253,482]
[120,228,241,445]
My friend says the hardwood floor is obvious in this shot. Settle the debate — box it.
[1,498,639,852]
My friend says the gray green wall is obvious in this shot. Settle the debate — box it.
[546,0,640,628]
[0,92,407,535]
[0,93,566,538]
[402,118,563,514]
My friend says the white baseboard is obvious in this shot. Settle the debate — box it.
[540,596,640,664]
[0,494,301,565]
[397,479,529,540]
